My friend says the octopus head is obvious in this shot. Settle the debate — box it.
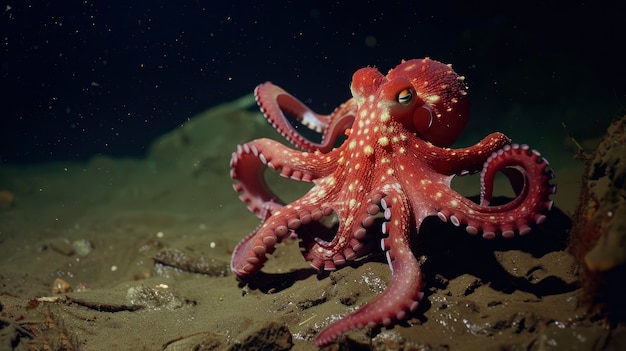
[350,58,470,147]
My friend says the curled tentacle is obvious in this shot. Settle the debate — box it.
[436,144,556,239]
[231,206,302,276]
[230,138,335,219]
[255,82,357,152]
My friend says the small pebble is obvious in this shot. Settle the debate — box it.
[72,239,94,257]
[0,190,15,211]
[50,238,75,256]
[52,278,73,294]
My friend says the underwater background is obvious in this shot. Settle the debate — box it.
[2,1,624,164]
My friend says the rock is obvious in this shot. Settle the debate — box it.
[228,322,293,351]
[569,114,626,323]
[48,238,75,256]
[126,285,195,310]
[152,248,229,277]
[162,331,224,351]
[0,190,15,211]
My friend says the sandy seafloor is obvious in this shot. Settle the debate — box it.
[1,94,625,350]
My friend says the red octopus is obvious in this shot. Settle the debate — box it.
[229,58,556,346]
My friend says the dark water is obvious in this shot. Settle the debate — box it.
[2,1,624,164]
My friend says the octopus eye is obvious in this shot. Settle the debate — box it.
[397,88,413,105]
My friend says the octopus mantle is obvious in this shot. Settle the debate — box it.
[229,58,556,346]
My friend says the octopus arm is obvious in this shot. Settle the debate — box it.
[230,138,337,219]
[255,82,356,152]
[436,144,556,239]
[426,132,511,176]
[231,192,340,277]
[230,205,301,276]
[315,186,424,347]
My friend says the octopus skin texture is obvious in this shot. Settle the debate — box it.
[228,58,557,347]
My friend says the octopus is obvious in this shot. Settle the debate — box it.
[229,58,556,347]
